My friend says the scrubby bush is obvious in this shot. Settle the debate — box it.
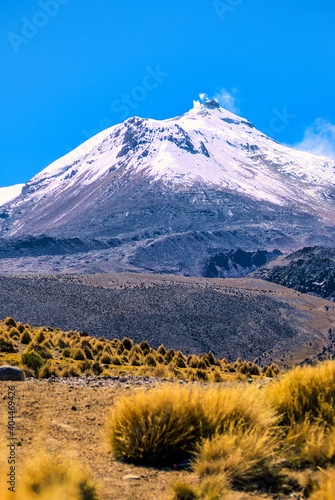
[68,366,80,377]
[57,337,69,349]
[40,361,59,379]
[103,344,112,355]
[5,317,17,327]
[310,468,335,500]
[0,334,18,353]
[116,343,124,355]
[157,344,166,356]
[92,361,103,375]
[78,360,93,374]
[171,482,199,500]
[211,368,223,383]
[266,360,335,426]
[21,453,98,500]
[193,425,282,490]
[285,419,335,468]
[139,340,151,356]
[110,355,122,366]
[100,352,112,364]
[108,384,276,466]
[165,349,175,363]
[21,366,35,379]
[264,363,280,378]
[186,369,207,382]
[199,354,210,367]
[21,351,45,377]
[122,337,133,351]
[187,355,199,368]
[17,324,25,334]
[174,355,187,369]
[35,329,46,344]
[62,347,71,358]
[156,354,165,364]
[27,342,53,360]
[130,355,141,367]
[145,353,157,367]
[108,386,207,465]
[207,351,216,365]
[197,359,208,370]
[82,345,94,360]
[8,327,20,339]
[71,348,86,361]
[20,330,32,345]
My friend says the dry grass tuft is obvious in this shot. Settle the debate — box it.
[193,425,281,490]
[22,453,98,500]
[171,482,199,500]
[0,333,18,353]
[20,329,33,344]
[310,468,335,500]
[107,384,277,466]
[285,419,335,468]
[108,386,207,465]
[0,452,98,500]
[4,316,16,327]
[202,384,278,435]
[266,360,335,426]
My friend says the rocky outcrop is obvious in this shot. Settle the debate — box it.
[251,246,335,301]
[0,365,25,381]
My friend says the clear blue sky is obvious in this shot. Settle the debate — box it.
[1,0,335,187]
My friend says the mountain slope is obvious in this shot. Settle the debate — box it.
[1,99,335,275]
[0,273,334,366]
[251,246,335,301]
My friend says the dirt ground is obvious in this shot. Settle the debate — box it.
[0,378,302,500]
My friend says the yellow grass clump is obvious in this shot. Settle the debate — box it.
[266,360,335,426]
[193,425,282,490]
[108,385,207,465]
[285,419,335,468]
[0,453,98,500]
[310,468,335,500]
[172,474,228,500]
[202,384,277,435]
[107,384,277,465]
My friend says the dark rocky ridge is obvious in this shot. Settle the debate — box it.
[251,246,335,301]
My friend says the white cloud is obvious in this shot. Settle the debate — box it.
[295,118,335,160]
[212,88,240,114]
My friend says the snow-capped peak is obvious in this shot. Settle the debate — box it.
[2,100,335,239]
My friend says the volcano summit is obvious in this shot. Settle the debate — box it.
[1,99,335,276]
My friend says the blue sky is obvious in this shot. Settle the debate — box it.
[1,0,335,187]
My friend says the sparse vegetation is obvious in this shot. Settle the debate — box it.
[2,316,335,499]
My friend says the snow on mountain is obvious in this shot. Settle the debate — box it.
[0,184,24,207]
[9,99,335,213]
[1,99,335,276]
